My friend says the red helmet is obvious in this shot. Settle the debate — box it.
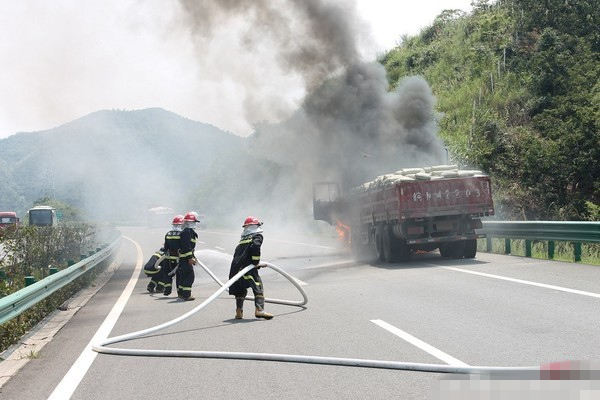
[184,212,198,222]
[242,216,262,227]
[172,215,184,225]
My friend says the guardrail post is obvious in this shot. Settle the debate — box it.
[486,237,492,252]
[548,241,555,259]
[574,242,582,262]
[504,238,511,255]
[80,254,86,261]
[25,276,35,286]
[525,240,532,257]
[68,260,75,266]
[49,267,59,275]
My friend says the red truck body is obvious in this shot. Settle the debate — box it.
[313,167,495,262]
[357,176,494,222]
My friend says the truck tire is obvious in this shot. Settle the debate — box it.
[383,226,410,263]
[464,239,477,258]
[439,243,451,258]
[382,226,395,262]
[450,241,466,259]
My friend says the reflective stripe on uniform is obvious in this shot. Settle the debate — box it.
[242,274,262,287]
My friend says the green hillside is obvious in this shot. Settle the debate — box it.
[380,0,599,220]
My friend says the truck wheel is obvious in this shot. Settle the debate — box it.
[395,237,411,262]
[382,227,395,262]
[464,239,477,258]
[439,243,451,258]
[383,226,410,263]
[451,241,466,258]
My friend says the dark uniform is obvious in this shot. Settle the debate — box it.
[144,249,165,293]
[158,227,181,296]
[229,225,272,319]
[177,225,198,300]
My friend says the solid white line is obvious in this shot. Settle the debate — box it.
[443,267,600,298]
[48,236,143,400]
[371,319,469,367]
[214,246,226,251]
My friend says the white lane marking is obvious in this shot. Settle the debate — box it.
[48,236,143,400]
[197,240,206,244]
[443,267,600,299]
[371,319,469,366]
[214,246,226,251]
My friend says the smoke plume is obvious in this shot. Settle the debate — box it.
[174,0,446,226]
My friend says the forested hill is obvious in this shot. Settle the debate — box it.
[380,0,599,221]
[0,108,244,222]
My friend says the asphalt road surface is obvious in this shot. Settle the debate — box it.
[1,226,600,399]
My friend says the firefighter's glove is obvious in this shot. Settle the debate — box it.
[256,262,267,269]
[188,258,197,266]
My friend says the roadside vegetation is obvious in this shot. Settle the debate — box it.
[380,0,599,222]
[0,205,118,354]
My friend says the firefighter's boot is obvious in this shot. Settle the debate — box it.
[235,297,244,319]
[147,281,156,293]
[254,296,273,320]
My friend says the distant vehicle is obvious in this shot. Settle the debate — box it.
[146,206,173,228]
[0,212,19,237]
[27,206,59,227]
[197,214,207,229]
[0,211,19,228]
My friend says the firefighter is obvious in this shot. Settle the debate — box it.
[144,248,165,293]
[158,214,184,296]
[144,215,184,293]
[177,211,199,301]
[228,216,273,320]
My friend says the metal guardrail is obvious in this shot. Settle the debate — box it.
[479,221,600,261]
[0,235,121,325]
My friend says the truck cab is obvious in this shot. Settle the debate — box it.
[0,211,19,236]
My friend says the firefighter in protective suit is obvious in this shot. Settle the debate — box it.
[177,211,199,301]
[228,216,273,320]
[160,214,184,296]
[144,215,183,293]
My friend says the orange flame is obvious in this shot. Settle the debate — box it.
[335,219,351,244]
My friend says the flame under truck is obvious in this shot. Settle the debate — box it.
[313,165,495,262]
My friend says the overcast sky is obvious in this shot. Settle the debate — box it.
[0,0,473,139]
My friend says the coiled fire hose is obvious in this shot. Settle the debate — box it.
[93,261,539,375]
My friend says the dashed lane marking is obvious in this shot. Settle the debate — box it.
[443,267,600,299]
[371,319,469,367]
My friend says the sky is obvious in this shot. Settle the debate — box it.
[0,0,474,139]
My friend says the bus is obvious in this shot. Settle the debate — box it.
[27,206,58,227]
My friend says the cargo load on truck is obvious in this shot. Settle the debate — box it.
[313,165,494,263]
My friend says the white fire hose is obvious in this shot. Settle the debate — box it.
[93,261,539,375]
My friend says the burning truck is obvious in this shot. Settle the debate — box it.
[313,165,495,263]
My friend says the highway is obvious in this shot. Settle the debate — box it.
[1,226,600,399]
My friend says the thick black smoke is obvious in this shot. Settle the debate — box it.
[175,0,446,225]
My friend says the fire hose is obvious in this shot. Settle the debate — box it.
[93,261,539,375]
